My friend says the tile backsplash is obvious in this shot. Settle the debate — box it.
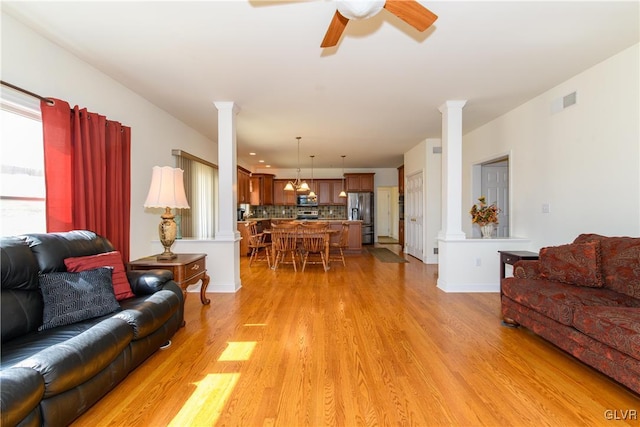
[247,205,347,220]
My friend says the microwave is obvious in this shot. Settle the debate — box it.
[297,194,318,206]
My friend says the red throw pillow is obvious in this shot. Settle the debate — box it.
[64,251,135,300]
[539,241,603,287]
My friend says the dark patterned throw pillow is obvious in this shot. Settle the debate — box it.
[539,241,603,288]
[38,267,120,331]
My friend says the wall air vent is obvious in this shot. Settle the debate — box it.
[551,91,578,114]
[433,146,442,154]
[563,91,577,108]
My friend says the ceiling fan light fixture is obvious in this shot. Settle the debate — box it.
[337,0,385,20]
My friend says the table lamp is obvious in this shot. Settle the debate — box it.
[144,166,190,260]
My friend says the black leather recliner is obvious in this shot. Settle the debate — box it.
[0,230,184,427]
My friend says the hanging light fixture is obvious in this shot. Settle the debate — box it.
[339,155,347,198]
[284,137,310,192]
[308,155,317,198]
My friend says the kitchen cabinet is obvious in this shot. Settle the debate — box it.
[250,173,274,206]
[317,179,346,205]
[328,221,362,251]
[237,222,251,256]
[344,173,375,192]
[237,167,251,204]
[398,165,404,194]
[273,179,297,205]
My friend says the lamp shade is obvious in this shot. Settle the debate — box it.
[144,166,190,209]
[337,0,385,20]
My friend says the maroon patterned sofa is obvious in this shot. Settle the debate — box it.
[501,234,640,394]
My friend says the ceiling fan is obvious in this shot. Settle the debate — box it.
[321,0,438,48]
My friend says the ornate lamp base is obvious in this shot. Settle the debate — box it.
[158,207,178,260]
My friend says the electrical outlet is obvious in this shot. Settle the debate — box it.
[475,258,482,267]
[542,203,551,213]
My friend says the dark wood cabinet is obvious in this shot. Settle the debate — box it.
[237,167,251,204]
[273,179,296,205]
[333,179,347,205]
[328,221,362,251]
[317,179,346,205]
[399,220,405,248]
[398,165,404,194]
[344,173,374,192]
[250,173,274,206]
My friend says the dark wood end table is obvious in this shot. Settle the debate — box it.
[498,250,539,279]
[128,253,211,305]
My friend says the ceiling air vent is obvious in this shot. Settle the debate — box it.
[551,91,578,114]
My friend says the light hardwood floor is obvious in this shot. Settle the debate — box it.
[73,245,639,426]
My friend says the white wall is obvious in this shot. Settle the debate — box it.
[463,43,640,250]
[406,44,639,292]
[1,13,218,260]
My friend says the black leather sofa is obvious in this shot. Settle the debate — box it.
[0,230,184,427]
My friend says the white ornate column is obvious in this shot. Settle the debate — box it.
[214,101,241,240]
[213,101,241,291]
[438,100,467,240]
[437,100,466,293]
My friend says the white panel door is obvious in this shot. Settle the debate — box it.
[406,171,423,260]
[481,165,509,237]
[376,188,391,238]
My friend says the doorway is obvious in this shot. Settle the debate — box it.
[474,156,509,237]
[405,171,424,260]
[376,187,391,240]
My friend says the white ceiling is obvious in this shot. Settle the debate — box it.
[4,1,639,169]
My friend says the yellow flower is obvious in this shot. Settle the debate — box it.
[470,196,500,225]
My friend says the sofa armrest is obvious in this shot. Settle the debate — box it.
[127,270,173,295]
[0,367,44,427]
[513,260,541,279]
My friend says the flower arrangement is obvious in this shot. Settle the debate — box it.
[470,196,500,225]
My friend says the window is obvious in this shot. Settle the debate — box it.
[173,150,217,239]
[0,88,45,236]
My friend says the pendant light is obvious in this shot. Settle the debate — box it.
[339,155,347,198]
[284,137,310,192]
[308,155,317,198]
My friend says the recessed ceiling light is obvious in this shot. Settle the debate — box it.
[259,160,265,163]
[266,165,271,168]
[249,152,256,156]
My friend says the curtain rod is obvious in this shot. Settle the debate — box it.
[1,80,54,105]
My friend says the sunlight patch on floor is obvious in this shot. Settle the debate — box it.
[218,341,256,361]
[168,341,257,425]
[168,373,239,426]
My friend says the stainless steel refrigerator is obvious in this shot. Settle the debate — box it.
[347,192,374,244]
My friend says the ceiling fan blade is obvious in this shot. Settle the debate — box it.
[383,0,438,32]
[321,10,349,48]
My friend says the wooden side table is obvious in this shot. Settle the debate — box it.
[128,253,211,305]
[498,250,539,279]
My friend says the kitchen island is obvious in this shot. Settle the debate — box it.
[237,219,362,255]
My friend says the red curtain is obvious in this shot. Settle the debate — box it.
[41,98,131,262]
